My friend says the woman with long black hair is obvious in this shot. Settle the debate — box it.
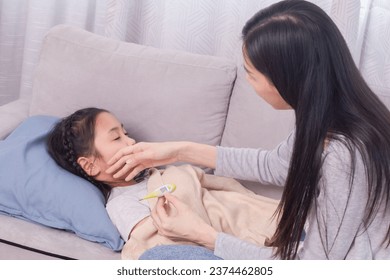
[106,0,390,259]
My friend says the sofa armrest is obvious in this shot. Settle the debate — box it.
[0,98,30,139]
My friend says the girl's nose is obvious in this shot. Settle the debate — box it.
[126,138,136,146]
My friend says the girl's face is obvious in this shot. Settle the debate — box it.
[87,112,136,186]
[243,56,291,110]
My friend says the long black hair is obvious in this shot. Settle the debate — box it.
[243,0,390,259]
[46,107,112,201]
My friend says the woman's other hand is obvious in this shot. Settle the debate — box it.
[106,142,184,181]
[152,193,217,250]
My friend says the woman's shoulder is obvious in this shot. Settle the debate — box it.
[321,135,367,191]
[323,135,364,166]
[318,136,369,217]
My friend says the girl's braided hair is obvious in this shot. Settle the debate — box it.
[46,107,112,202]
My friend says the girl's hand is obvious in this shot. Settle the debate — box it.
[151,193,217,250]
[106,142,184,181]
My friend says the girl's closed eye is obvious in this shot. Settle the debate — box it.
[112,133,121,141]
[113,131,129,141]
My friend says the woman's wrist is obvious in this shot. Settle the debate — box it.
[176,141,192,162]
[177,141,217,169]
[194,224,218,250]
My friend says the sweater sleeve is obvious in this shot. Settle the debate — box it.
[214,130,294,186]
[214,232,278,259]
[214,139,371,259]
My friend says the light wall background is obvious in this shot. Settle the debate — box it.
[0,0,389,107]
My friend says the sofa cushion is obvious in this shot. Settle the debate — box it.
[221,68,295,150]
[30,25,236,145]
[0,116,124,251]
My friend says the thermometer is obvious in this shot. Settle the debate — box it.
[139,184,176,200]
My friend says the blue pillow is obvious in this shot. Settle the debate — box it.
[0,116,124,251]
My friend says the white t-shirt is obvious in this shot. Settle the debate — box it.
[106,180,150,241]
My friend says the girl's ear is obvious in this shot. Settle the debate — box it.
[77,157,100,176]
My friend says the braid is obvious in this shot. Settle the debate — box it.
[62,118,102,191]
[47,108,112,202]
[62,115,76,168]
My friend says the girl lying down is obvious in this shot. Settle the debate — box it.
[46,107,279,259]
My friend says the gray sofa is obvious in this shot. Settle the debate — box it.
[0,25,294,260]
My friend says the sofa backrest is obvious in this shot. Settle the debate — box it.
[29,25,237,146]
[221,67,295,150]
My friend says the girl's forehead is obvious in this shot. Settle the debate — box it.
[95,112,120,131]
[96,112,118,124]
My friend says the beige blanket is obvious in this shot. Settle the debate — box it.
[121,164,279,259]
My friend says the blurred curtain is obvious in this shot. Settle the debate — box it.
[0,0,107,106]
[358,0,390,105]
[105,0,361,60]
[0,0,362,106]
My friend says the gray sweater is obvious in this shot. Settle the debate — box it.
[214,131,390,259]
